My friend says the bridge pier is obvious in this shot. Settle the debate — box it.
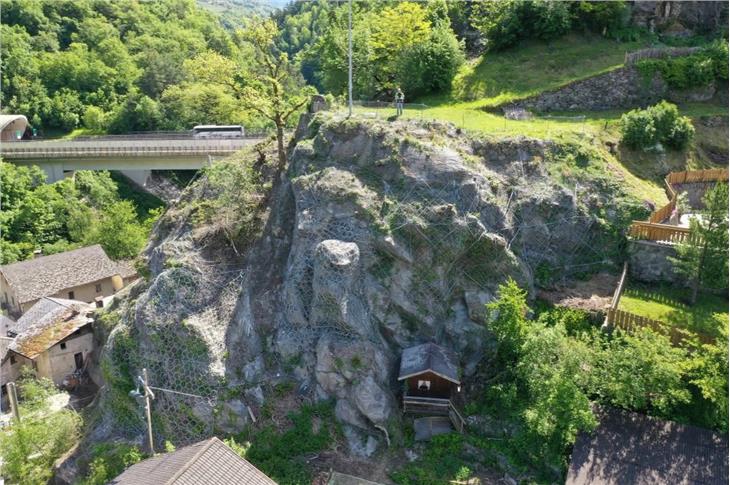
[119,169,151,187]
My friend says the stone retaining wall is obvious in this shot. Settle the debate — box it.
[627,239,680,284]
[505,67,717,113]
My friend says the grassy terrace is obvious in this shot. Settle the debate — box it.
[444,34,650,107]
[618,283,728,338]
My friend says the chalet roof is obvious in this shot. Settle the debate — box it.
[566,407,729,485]
[8,298,93,359]
[0,245,120,305]
[398,343,459,384]
[110,437,277,485]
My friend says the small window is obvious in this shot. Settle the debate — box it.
[10,355,16,365]
[68,291,75,299]
[60,342,67,350]
[95,283,102,293]
[418,380,431,391]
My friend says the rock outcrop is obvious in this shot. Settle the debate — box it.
[93,113,645,457]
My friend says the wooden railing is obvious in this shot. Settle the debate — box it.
[403,395,466,433]
[628,221,693,244]
[666,168,729,185]
[629,169,728,243]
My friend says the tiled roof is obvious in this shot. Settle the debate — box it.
[0,245,120,305]
[110,437,278,485]
[398,342,460,384]
[566,407,729,485]
[115,260,138,279]
[0,314,15,336]
[8,298,93,359]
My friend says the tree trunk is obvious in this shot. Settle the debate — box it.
[276,121,286,173]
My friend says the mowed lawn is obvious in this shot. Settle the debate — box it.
[618,283,728,338]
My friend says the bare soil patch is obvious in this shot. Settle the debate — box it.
[537,272,618,312]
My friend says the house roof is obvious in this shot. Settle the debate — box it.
[8,298,93,359]
[0,245,121,305]
[115,260,138,279]
[398,343,460,384]
[110,437,277,485]
[0,314,15,336]
[566,407,729,485]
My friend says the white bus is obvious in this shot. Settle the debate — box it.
[191,125,245,139]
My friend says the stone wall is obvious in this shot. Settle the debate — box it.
[509,67,665,112]
[627,240,680,284]
[506,66,717,113]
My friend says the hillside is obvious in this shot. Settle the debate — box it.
[78,112,663,482]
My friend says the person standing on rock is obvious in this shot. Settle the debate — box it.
[395,88,404,116]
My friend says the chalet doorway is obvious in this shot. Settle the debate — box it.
[74,352,83,370]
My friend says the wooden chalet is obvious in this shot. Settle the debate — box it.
[398,343,465,433]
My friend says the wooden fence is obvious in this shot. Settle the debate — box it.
[629,169,728,243]
[603,263,714,346]
[624,46,702,65]
[666,168,729,185]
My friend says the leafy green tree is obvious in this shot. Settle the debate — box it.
[90,200,148,260]
[591,328,691,415]
[397,23,464,97]
[188,19,314,171]
[486,278,529,361]
[670,183,729,303]
[519,324,597,463]
[0,371,81,485]
[686,323,729,430]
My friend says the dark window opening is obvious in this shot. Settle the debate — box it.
[68,291,75,300]
[60,342,67,350]
[95,283,102,293]
[10,355,16,365]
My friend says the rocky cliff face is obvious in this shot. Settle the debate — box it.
[93,113,644,456]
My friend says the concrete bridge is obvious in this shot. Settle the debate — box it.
[1,133,266,185]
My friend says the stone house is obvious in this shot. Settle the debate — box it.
[1,298,95,394]
[0,244,137,317]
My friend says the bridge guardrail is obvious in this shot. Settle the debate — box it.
[1,138,263,159]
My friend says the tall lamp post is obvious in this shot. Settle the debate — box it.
[348,0,353,117]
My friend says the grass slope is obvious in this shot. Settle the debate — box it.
[438,34,649,107]
[619,283,728,338]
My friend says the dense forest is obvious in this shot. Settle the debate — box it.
[1,0,701,134]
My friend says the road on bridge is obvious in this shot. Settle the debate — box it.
[1,133,268,183]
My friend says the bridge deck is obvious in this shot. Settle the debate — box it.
[1,137,263,159]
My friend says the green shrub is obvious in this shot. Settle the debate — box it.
[620,108,657,149]
[666,115,695,150]
[637,42,727,90]
[620,101,693,150]
[237,401,339,485]
[81,443,144,485]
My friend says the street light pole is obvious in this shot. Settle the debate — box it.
[348,0,353,117]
